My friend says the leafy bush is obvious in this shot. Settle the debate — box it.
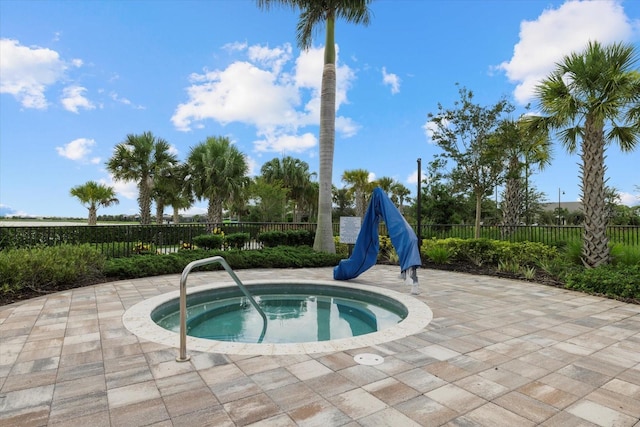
[258,229,314,247]
[423,245,453,264]
[0,244,105,294]
[562,239,584,265]
[420,238,559,268]
[193,234,224,250]
[565,265,640,300]
[225,233,250,250]
[333,237,350,256]
[103,246,345,279]
[610,244,640,267]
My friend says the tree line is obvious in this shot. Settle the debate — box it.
[70,135,412,227]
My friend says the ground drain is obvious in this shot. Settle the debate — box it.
[354,353,384,365]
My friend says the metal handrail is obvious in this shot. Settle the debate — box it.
[176,256,267,362]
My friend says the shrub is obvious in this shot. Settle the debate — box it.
[103,246,345,279]
[193,234,224,250]
[610,244,640,267]
[333,236,350,256]
[225,233,250,250]
[0,244,105,295]
[258,229,314,247]
[420,238,560,269]
[565,265,640,301]
[562,239,584,265]
[424,246,453,264]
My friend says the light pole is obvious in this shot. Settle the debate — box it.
[557,188,565,226]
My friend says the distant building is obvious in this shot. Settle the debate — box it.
[541,201,583,212]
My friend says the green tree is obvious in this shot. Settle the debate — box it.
[187,136,249,226]
[247,178,288,222]
[391,181,411,214]
[261,156,313,221]
[70,181,119,225]
[495,118,552,231]
[373,177,411,214]
[341,168,373,218]
[154,163,193,224]
[257,0,373,253]
[428,85,514,238]
[526,41,640,267]
[332,186,355,218]
[106,131,177,224]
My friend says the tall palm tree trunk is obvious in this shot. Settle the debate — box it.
[314,18,337,254]
[156,201,165,225]
[138,176,153,224]
[581,115,609,267]
[502,156,523,235]
[88,206,97,226]
[207,196,224,229]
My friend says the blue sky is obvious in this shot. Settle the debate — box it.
[1,0,639,219]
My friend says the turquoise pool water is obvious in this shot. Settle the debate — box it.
[152,283,407,344]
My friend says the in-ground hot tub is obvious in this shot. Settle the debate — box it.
[123,280,433,355]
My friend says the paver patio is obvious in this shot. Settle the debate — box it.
[1,265,639,426]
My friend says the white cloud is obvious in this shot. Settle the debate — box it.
[335,116,361,138]
[102,176,137,200]
[245,155,259,177]
[171,42,359,154]
[56,138,100,164]
[248,43,292,74]
[497,0,638,105]
[619,192,639,207]
[168,144,179,157]
[367,172,376,182]
[0,38,68,109]
[406,170,423,186]
[382,67,400,94]
[254,132,317,153]
[422,117,448,143]
[172,60,301,131]
[61,85,95,113]
[110,91,145,110]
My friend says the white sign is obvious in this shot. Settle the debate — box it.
[339,216,361,244]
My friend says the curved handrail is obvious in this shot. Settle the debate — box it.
[176,256,267,362]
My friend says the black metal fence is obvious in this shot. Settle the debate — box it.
[1,222,638,258]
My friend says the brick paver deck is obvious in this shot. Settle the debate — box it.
[1,265,639,426]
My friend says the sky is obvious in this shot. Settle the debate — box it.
[1,0,639,219]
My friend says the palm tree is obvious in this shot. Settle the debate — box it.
[526,41,640,267]
[256,0,373,253]
[70,181,119,225]
[187,136,249,226]
[342,168,372,218]
[154,163,193,224]
[390,182,411,214]
[332,186,354,217]
[374,176,395,197]
[106,132,177,224]
[261,156,313,221]
[496,118,552,232]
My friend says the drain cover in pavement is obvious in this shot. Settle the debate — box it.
[354,353,384,365]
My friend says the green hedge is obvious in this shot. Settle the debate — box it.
[258,229,314,247]
[0,244,105,294]
[420,238,559,267]
[103,246,344,279]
